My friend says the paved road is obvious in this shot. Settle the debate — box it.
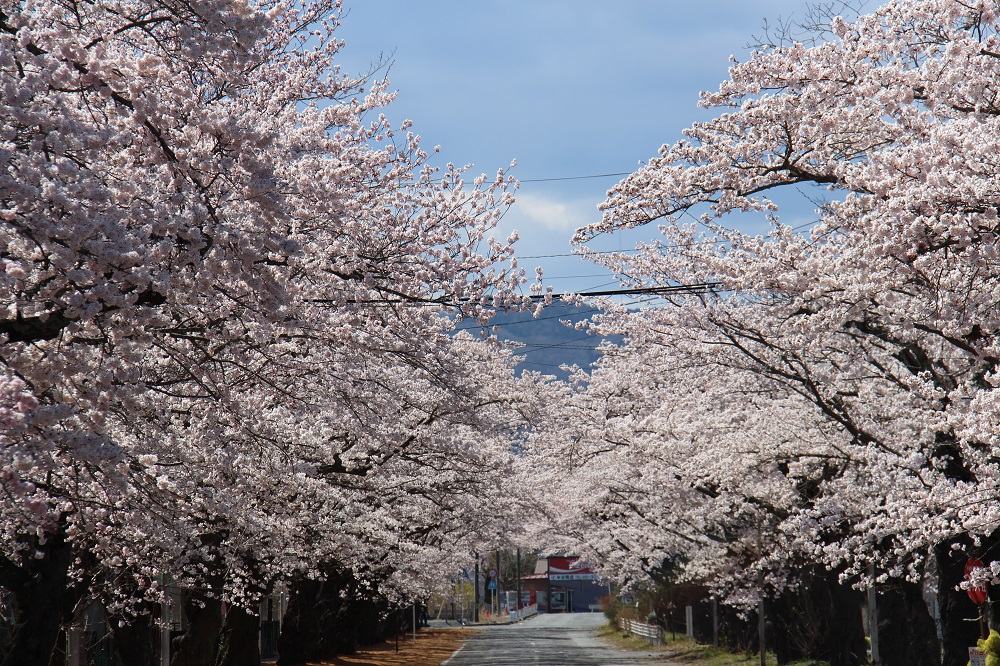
[441,613,673,666]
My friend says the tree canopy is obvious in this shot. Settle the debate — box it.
[526,1,1000,664]
[0,1,535,662]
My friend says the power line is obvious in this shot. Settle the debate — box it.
[519,249,638,259]
[456,295,663,333]
[570,279,620,293]
[532,273,612,280]
[318,282,714,310]
[521,344,608,354]
[516,360,577,369]
[532,283,718,301]
[517,335,597,354]
[519,237,729,259]
[518,172,633,183]
[456,307,604,330]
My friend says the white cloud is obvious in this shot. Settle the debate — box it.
[509,192,599,233]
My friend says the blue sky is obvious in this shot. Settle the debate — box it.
[334,1,816,296]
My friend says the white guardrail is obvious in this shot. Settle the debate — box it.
[619,617,664,646]
[509,603,538,622]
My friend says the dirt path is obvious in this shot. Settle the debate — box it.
[299,628,478,666]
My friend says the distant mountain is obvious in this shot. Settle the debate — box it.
[462,303,620,381]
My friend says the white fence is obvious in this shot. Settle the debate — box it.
[498,603,538,624]
[513,603,538,622]
[619,617,664,646]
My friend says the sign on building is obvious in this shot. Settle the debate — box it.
[548,557,597,581]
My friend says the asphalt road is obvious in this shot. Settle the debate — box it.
[441,613,673,666]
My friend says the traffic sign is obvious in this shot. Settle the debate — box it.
[488,568,497,579]
[964,557,988,605]
[487,579,497,590]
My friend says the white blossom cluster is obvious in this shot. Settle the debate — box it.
[527,0,1000,605]
[0,0,534,615]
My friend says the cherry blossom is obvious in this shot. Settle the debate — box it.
[534,1,1000,662]
[0,0,531,660]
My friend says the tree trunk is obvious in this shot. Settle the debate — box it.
[108,607,158,666]
[277,568,396,665]
[215,604,261,666]
[936,540,982,666]
[769,592,799,665]
[169,592,223,666]
[990,587,1000,633]
[876,580,940,666]
[820,573,867,666]
[764,569,866,666]
[0,529,81,666]
[716,603,754,653]
[276,576,336,666]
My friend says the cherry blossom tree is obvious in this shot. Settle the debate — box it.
[0,1,531,663]
[543,1,1000,664]
[522,306,874,664]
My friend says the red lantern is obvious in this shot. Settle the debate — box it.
[965,557,989,605]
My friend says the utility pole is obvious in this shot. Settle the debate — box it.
[474,553,480,623]
[712,597,719,648]
[516,548,522,614]
[495,548,501,615]
[161,597,170,666]
[868,564,880,664]
[758,597,766,666]
[546,557,552,613]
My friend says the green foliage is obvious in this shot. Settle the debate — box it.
[971,630,1000,666]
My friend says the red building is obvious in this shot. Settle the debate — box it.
[520,557,608,612]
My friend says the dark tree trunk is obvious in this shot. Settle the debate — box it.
[276,576,334,666]
[716,603,754,653]
[3,591,64,666]
[769,593,798,665]
[0,529,81,666]
[990,587,1000,633]
[108,607,158,666]
[692,597,714,645]
[764,569,866,666]
[936,540,983,666]
[170,592,223,666]
[876,580,940,666]
[215,605,261,666]
[816,571,867,666]
[979,528,1000,634]
[277,568,396,666]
